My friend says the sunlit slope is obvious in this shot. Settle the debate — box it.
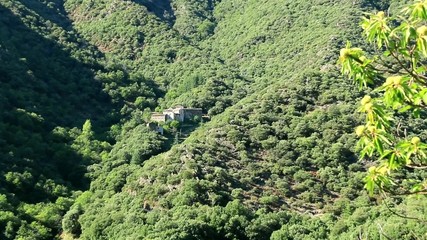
[74,1,369,239]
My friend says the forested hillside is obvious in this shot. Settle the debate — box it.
[0,0,426,239]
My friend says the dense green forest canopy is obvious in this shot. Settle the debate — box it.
[0,0,425,239]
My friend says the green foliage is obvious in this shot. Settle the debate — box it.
[1,0,426,239]
[0,0,125,237]
[339,0,427,195]
[63,0,376,238]
[72,120,111,162]
[62,205,83,237]
[108,123,165,165]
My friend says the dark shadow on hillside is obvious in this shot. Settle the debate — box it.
[0,109,89,203]
[132,0,176,25]
[0,3,113,128]
[0,4,112,201]
[18,0,72,29]
[0,107,89,240]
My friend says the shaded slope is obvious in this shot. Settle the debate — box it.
[0,2,110,127]
[0,1,118,238]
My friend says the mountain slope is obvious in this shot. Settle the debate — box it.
[66,0,386,239]
[1,0,426,239]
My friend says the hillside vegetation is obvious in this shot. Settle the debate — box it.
[0,0,426,239]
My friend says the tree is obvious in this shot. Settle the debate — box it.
[62,205,82,237]
[339,0,427,196]
[72,120,110,162]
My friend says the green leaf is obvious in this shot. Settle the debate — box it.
[388,153,398,170]
[374,137,384,154]
[398,105,412,113]
[365,178,375,196]
[422,91,427,105]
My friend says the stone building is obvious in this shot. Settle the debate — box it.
[150,113,167,122]
[150,106,203,123]
[146,122,164,134]
[182,108,203,120]
[163,107,184,122]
